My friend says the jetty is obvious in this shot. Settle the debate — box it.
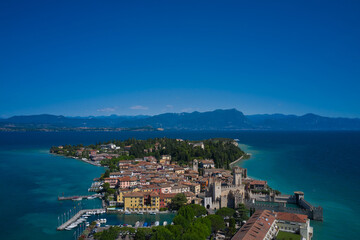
[57,208,105,231]
[58,194,100,201]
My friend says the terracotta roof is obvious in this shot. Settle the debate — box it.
[250,180,267,185]
[276,212,308,223]
[119,176,131,181]
[232,210,276,240]
[160,193,177,199]
[149,191,159,197]
[123,192,144,198]
[119,189,133,192]
[200,159,214,164]
[184,192,195,197]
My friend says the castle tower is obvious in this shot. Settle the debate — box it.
[213,178,222,201]
[193,159,198,172]
[294,191,304,204]
[233,167,242,186]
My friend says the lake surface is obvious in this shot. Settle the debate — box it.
[0,131,359,239]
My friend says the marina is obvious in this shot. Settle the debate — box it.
[57,209,105,231]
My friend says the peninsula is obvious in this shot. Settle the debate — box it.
[51,138,322,240]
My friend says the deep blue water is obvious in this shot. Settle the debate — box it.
[0,131,359,240]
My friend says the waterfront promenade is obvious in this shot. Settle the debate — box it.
[57,208,104,231]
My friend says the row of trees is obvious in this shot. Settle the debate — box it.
[52,137,245,170]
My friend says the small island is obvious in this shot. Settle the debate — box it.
[51,138,322,240]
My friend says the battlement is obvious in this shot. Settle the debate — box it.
[246,192,323,221]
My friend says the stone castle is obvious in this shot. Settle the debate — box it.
[204,167,245,210]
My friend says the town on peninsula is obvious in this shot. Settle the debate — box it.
[51,138,323,240]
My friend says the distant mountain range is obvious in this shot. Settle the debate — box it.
[1,109,360,131]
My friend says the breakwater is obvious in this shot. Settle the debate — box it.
[58,194,100,201]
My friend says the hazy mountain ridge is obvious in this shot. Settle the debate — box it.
[1,109,360,130]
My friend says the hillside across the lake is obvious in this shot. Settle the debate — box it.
[1,109,360,131]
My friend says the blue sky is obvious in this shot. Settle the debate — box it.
[1,0,360,118]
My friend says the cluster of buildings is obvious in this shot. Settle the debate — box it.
[103,155,214,211]
[231,210,313,240]
[98,149,252,213]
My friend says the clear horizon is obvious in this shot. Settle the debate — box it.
[1,1,360,118]
[2,108,360,119]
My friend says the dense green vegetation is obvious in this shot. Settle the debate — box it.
[50,137,246,169]
[188,203,207,217]
[93,226,135,240]
[235,203,250,222]
[168,193,187,210]
[215,207,235,218]
[276,231,301,240]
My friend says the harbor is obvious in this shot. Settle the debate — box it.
[92,211,176,228]
[57,209,105,231]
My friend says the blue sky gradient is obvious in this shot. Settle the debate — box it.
[1,1,360,117]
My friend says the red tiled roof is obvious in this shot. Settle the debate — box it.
[276,212,308,223]
[160,193,177,199]
[119,176,131,181]
[123,192,144,197]
[232,210,276,240]
[250,180,267,185]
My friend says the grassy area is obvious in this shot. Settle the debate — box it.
[276,231,301,240]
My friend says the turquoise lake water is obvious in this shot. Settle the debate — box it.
[0,131,359,239]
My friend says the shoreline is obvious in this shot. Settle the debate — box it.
[50,153,102,167]
[229,153,251,168]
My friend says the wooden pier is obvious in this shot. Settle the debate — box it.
[57,208,105,231]
[58,194,100,201]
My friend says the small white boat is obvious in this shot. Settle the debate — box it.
[137,212,143,215]
[73,197,82,201]
[163,221,168,226]
[154,221,159,226]
[68,223,77,228]
[150,212,156,215]
[125,211,131,215]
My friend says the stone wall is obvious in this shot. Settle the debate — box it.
[244,199,323,221]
